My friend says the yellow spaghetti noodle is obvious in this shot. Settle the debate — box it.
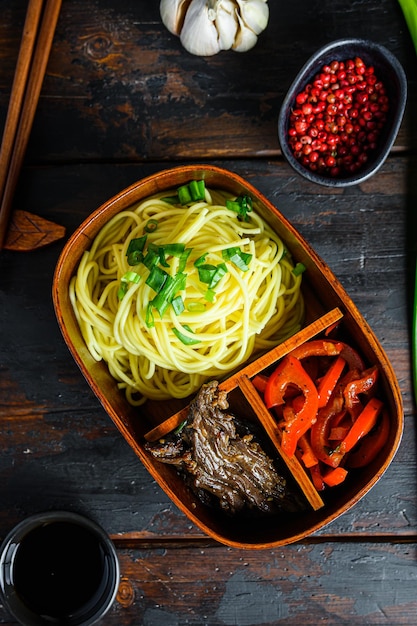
[70,185,304,405]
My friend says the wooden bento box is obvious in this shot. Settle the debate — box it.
[52,164,403,549]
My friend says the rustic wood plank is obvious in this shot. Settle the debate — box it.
[1,540,408,625]
[0,0,415,164]
[0,157,414,544]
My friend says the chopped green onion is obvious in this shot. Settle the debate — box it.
[177,180,206,204]
[222,247,252,271]
[172,295,185,315]
[151,272,187,317]
[145,303,154,328]
[117,283,128,300]
[208,262,228,289]
[121,271,140,284]
[174,420,187,435]
[143,247,160,270]
[178,184,192,204]
[160,195,179,205]
[186,301,206,313]
[146,266,168,292]
[178,248,192,273]
[126,235,147,265]
[118,271,140,300]
[205,288,216,303]
[144,219,159,233]
[158,247,170,268]
[162,243,186,257]
[197,263,218,285]
[194,253,208,267]
[173,325,200,345]
[188,179,205,201]
[197,263,227,288]
[226,195,253,221]
[292,262,306,276]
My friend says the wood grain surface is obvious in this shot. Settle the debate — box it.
[1,0,417,623]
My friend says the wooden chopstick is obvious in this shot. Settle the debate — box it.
[0,0,62,249]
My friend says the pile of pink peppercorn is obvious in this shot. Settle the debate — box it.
[288,57,389,177]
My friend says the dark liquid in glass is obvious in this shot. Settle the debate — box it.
[13,521,105,618]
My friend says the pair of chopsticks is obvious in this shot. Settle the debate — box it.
[0,0,63,251]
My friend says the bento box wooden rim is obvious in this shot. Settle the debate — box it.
[52,164,404,549]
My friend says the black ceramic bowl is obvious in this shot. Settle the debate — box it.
[278,39,407,187]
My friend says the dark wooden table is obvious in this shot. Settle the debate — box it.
[1,0,417,623]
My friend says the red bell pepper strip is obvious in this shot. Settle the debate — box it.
[310,394,345,468]
[290,339,365,372]
[309,463,325,491]
[323,466,348,487]
[343,366,379,413]
[317,355,346,408]
[346,410,390,468]
[251,374,269,394]
[264,355,319,457]
[339,396,383,454]
[290,339,345,360]
[297,433,319,468]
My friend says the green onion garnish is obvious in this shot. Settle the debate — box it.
[186,301,206,313]
[165,180,206,205]
[143,247,160,270]
[226,195,253,221]
[205,288,216,303]
[178,248,192,273]
[144,219,159,233]
[151,272,187,317]
[171,295,185,315]
[173,324,200,345]
[126,235,147,265]
[121,271,140,284]
[196,263,227,289]
[118,271,141,300]
[178,184,192,204]
[194,253,208,267]
[292,262,306,276]
[146,265,168,292]
[222,247,252,271]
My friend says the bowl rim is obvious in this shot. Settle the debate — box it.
[278,38,408,187]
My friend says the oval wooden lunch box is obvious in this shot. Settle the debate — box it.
[52,164,403,549]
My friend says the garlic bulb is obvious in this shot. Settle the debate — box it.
[160,0,269,56]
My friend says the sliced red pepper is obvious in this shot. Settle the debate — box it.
[289,339,364,371]
[343,366,379,413]
[290,339,346,360]
[251,374,269,394]
[309,463,325,491]
[346,410,390,468]
[323,466,348,487]
[317,355,346,408]
[339,396,384,454]
[310,395,345,468]
[264,355,319,457]
[297,433,319,468]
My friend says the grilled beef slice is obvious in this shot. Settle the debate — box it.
[145,380,300,515]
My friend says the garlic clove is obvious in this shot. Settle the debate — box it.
[215,0,239,51]
[232,11,258,52]
[160,0,193,36]
[180,0,221,56]
[236,0,269,35]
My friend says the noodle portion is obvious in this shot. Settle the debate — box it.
[70,186,304,404]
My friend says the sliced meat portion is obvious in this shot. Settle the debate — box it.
[146,380,300,515]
